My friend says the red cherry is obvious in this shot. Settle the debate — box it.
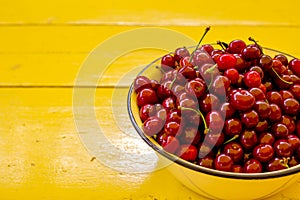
[161,54,176,71]
[274,139,293,157]
[174,47,190,62]
[244,71,262,88]
[224,68,239,84]
[223,142,244,163]
[244,159,262,173]
[180,127,201,145]
[289,84,300,101]
[177,144,198,162]
[134,76,151,93]
[142,116,164,136]
[217,54,237,70]
[230,89,255,111]
[241,110,259,128]
[161,135,180,154]
[185,79,206,98]
[228,39,247,54]
[224,118,242,137]
[267,157,288,172]
[289,58,300,77]
[137,88,159,107]
[214,153,234,172]
[258,132,275,145]
[253,144,274,162]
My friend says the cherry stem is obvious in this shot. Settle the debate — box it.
[189,26,211,62]
[169,71,178,89]
[207,73,214,90]
[179,106,208,131]
[204,63,218,75]
[155,65,166,73]
[223,135,239,145]
[216,40,226,50]
[248,37,263,53]
[271,68,293,85]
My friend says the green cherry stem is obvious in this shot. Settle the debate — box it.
[178,106,208,132]
[189,26,211,62]
[169,71,178,89]
[204,63,218,75]
[271,68,293,85]
[223,135,239,145]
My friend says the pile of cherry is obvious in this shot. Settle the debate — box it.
[133,37,300,173]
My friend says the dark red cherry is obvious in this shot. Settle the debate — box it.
[242,45,262,61]
[234,54,247,72]
[230,89,255,111]
[266,91,283,107]
[139,104,154,122]
[280,115,296,134]
[224,118,242,137]
[198,143,214,158]
[199,93,220,113]
[142,116,164,136]
[258,132,275,145]
[205,131,225,147]
[243,159,262,173]
[279,90,294,100]
[211,75,230,96]
[162,97,176,112]
[274,139,293,157]
[174,47,190,62]
[250,66,264,79]
[198,156,214,169]
[178,66,196,80]
[296,121,300,138]
[240,130,258,151]
[241,110,259,128]
[161,135,180,154]
[266,157,288,172]
[185,79,206,98]
[180,127,201,145]
[244,71,262,88]
[205,111,224,133]
[289,84,300,101]
[166,109,181,123]
[192,51,213,67]
[219,102,236,119]
[177,144,198,162]
[223,142,244,163]
[253,144,274,162]
[134,76,152,93]
[224,68,239,84]
[179,56,193,68]
[289,156,299,167]
[233,165,243,173]
[259,54,273,72]
[161,54,176,71]
[269,104,282,122]
[274,54,288,66]
[282,98,300,115]
[271,123,289,138]
[249,87,266,101]
[289,58,300,77]
[217,54,237,70]
[253,101,271,120]
[199,44,214,55]
[255,120,269,133]
[214,153,234,172]
[164,121,183,137]
[287,134,300,151]
[137,88,159,107]
[228,39,247,54]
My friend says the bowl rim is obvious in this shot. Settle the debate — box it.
[127,46,300,179]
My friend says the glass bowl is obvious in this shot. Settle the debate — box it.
[127,46,300,199]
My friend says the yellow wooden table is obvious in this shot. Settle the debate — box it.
[1,0,300,199]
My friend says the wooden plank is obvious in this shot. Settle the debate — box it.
[1,0,300,26]
[1,26,300,86]
[0,87,299,199]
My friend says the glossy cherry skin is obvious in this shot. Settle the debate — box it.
[289,84,300,101]
[296,121,300,137]
[185,79,206,98]
[214,153,234,172]
[230,89,255,111]
[241,110,259,128]
[217,54,237,70]
[269,104,282,122]
[249,87,266,101]
[279,90,294,100]
[266,157,288,172]
[224,118,242,137]
[274,54,288,66]
[258,132,275,145]
[234,54,247,72]
[271,123,289,138]
[266,91,283,107]
[242,45,262,61]
[164,121,183,137]
[205,111,225,133]
[178,66,196,80]
[174,47,190,62]
[198,143,214,158]
[137,88,159,107]
[280,115,296,134]
[253,101,271,120]
[219,102,236,119]
[139,104,154,122]
[240,130,258,151]
[192,51,213,67]
[274,139,293,157]
[223,142,244,163]
[250,66,264,79]
[205,131,225,147]
[177,144,198,162]
[243,159,262,173]
[289,58,300,77]
[255,120,269,133]
[180,127,201,145]
[198,156,214,169]
[287,134,300,151]
[228,39,247,54]
[142,116,164,136]
[199,44,214,55]
[259,54,273,72]
[253,144,274,162]
[282,98,300,115]
[211,75,230,97]
[161,135,180,154]
[134,76,152,93]
[166,109,181,123]
[161,54,176,71]
[162,97,176,112]
[244,71,262,88]
[199,93,220,113]
[224,68,239,84]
